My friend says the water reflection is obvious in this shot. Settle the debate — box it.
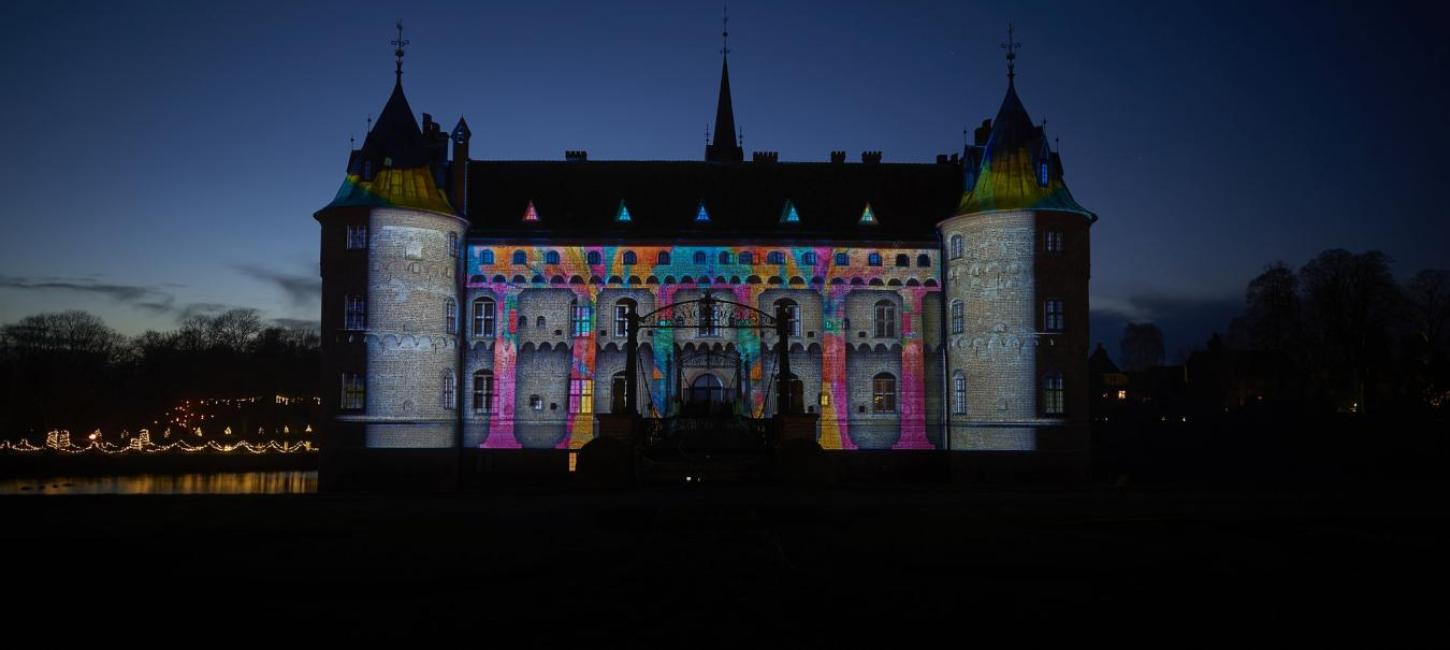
[0,471,317,495]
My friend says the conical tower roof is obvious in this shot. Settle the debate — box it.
[958,78,1093,218]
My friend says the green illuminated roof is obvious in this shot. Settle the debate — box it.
[958,80,1094,219]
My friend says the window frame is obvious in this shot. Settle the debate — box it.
[445,298,457,333]
[344,294,366,331]
[340,372,366,411]
[953,372,967,415]
[571,302,593,337]
[346,224,368,250]
[569,378,594,414]
[1042,372,1065,416]
[871,373,897,414]
[874,300,896,338]
[1044,298,1065,332]
[949,235,964,260]
[472,370,495,413]
[951,300,964,335]
[472,298,496,337]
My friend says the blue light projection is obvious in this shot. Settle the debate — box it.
[695,201,710,222]
[780,200,800,223]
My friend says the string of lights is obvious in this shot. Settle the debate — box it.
[0,429,316,455]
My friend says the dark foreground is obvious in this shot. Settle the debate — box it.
[3,482,1446,644]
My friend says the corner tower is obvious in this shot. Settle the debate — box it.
[938,29,1095,458]
[314,26,467,486]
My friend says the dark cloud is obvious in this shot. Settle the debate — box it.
[1091,293,1242,363]
[233,265,321,306]
[270,317,320,331]
[176,302,234,321]
[0,274,172,308]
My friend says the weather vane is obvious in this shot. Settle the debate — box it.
[392,21,410,80]
[1001,23,1020,80]
[721,6,730,57]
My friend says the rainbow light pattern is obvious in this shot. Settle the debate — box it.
[466,243,941,451]
[522,200,541,222]
[860,203,876,225]
[325,167,454,215]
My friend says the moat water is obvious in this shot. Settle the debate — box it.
[0,471,317,495]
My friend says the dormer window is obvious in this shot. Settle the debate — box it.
[1037,161,1050,187]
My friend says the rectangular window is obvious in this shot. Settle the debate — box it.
[569,378,594,414]
[445,300,457,333]
[473,300,495,337]
[344,294,366,331]
[1044,299,1065,332]
[1043,375,1065,416]
[951,302,965,335]
[1045,230,1064,254]
[875,304,895,338]
[442,374,456,410]
[341,373,365,410]
[614,304,631,337]
[346,224,367,250]
[572,304,593,336]
[872,377,896,414]
[473,373,495,413]
[448,232,459,258]
[953,376,967,415]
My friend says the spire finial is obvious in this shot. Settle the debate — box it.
[705,123,711,145]
[1001,23,1020,81]
[721,6,730,57]
[366,114,372,133]
[392,21,410,82]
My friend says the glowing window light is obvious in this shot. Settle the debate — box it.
[522,200,540,222]
[695,201,710,222]
[859,203,876,225]
[780,200,800,223]
[616,200,632,222]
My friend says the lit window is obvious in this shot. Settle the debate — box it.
[473,298,495,336]
[341,373,366,410]
[872,373,896,414]
[545,250,560,265]
[587,251,601,265]
[1044,299,1065,332]
[834,252,849,266]
[569,378,594,414]
[480,249,495,265]
[694,251,707,265]
[767,251,785,265]
[346,224,368,250]
[448,232,459,258]
[1045,230,1064,253]
[1043,372,1065,416]
[949,235,964,260]
[874,300,895,338]
[868,252,882,266]
[512,250,527,264]
[951,300,964,334]
[1037,161,1050,187]
[775,299,800,336]
[445,298,457,332]
[473,371,495,413]
[442,372,456,409]
[344,294,366,330]
[953,372,967,415]
[614,299,636,337]
[895,254,909,267]
[802,252,817,265]
[571,302,593,336]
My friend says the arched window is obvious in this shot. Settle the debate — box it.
[867,252,882,267]
[694,251,707,265]
[480,249,495,265]
[473,298,495,336]
[512,250,527,265]
[872,373,896,413]
[473,370,495,413]
[917,254,931,267]
[653,251,666,265]
[802,252,817,265]
[953,372,967,415]
[587,251,601,265]
[545,250,561,265]
[571,300,592,336]
[834,252,849,266]
[739,252,754,265]
[949,235,964,260]
[614,298,637,337]
[894,254,909,267]
[775,299,800,336]
[874,300,895,338]
[444,298,457,333]
[1042,372,1065,415]
[719,251,732,264]
[951,300,964,334]
[1044,299,1065,332]
[448,232,459,258]
[536,315,546,329]
[442,372,456,409]
[767,251,785,265]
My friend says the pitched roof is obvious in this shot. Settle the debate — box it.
[957,80,1094,219]
[705,58,743,163]
[465,160,963,243]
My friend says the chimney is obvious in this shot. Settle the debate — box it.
[565,150,588,162]
[861,151,882,164]
[830,151,846,164]
[936,154,949,164]
[751,151,778,163]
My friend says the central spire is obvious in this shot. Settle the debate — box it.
[705,6,743,162]
[392,21,409,84]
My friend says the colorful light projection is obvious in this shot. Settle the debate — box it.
[522,200,541,222]
[780,200,800,223]
[466,243,940,451]
[859,203,877,225]
[695,201,710,222]
[325,166,454,214]
[615,200,632,222]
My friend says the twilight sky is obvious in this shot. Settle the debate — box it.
[1,0,1447,356]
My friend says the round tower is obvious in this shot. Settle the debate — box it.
[314,36,466,488]
[938,59,1095,457]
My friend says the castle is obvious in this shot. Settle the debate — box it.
[314,24,1095,485]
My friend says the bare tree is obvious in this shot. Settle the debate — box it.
[1298,249,1400,412]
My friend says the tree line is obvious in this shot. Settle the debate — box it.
[1116,249,1448,416]
[0,309,319,438]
